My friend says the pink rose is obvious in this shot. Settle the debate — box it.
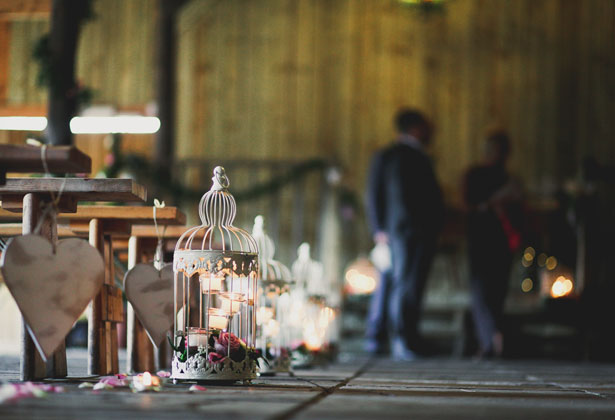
[214,332,246,362]
[214,332,241,356]
[207,352,225,364]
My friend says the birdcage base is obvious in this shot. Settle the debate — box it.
[171,353,258,382]
[258,354,292,375]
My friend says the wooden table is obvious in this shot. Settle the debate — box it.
[1,207,187,374]
[0,145,91,184]
[58,207,186,375]
[113,225,192,373]
[0,178,146,380]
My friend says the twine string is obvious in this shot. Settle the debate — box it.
[32,144,68,244]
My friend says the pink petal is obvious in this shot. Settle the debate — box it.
[189,385,207,392]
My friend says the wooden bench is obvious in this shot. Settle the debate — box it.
[66,208,186,374]
[0,178,146,379]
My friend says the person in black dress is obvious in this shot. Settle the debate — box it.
[463,130,523,358]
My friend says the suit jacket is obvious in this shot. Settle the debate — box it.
[367,142,444,239]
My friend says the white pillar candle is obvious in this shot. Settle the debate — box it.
[208,308,228,330]
[187,328,209,347]
[219,292,246,314]
[200,273,223,293]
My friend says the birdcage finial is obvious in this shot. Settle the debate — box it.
[211,166,230,191]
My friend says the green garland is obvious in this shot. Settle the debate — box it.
[101,135,359,209]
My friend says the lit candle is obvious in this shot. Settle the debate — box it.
[219,292,246,314]
[187,327,209,347]
[208,308,228,330]
[200,273,223,293]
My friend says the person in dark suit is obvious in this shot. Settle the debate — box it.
[463,130,523,358]
[365,109,444,360]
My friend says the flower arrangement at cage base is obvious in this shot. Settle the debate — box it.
[290,341,338,367]
[169,331,263,365]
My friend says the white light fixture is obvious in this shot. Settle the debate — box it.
[0,117,47,131]
[0,116,161,134]
[69,116,161,134]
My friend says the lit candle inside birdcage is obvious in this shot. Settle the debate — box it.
[207,308,229,330]
[200,273,223,293]
[171,167,260,383]
[219,292,246,314]
[252,215,294,375]
[290,242,340,367]
[187,327,209,347]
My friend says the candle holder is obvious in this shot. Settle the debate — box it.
[219,292,247,315]
[171,167,259,383]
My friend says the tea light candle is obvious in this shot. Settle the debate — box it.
[200,273,223,293]
[187,327,209,347]
[208,308,228,330]
[219,292,246,314]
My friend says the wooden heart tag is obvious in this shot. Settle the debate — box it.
[124,263,174,346]
[0,235,104,360]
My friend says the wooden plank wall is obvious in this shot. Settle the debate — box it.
[1,0,614,201]
[176,0,615,205]
[2,0,156,109]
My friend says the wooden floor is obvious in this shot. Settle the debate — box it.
[2,351,615,419]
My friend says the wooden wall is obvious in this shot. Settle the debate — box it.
[2,0,156,109]
[2,0,614,198]
[176,0,615,203]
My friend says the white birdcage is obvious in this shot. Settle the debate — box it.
[290,243,338,367]
[171,166,259,383]
[252,216,293,374]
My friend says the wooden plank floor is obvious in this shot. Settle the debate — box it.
[2,350,615,419]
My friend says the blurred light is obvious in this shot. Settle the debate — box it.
[70,116,161,134]
[256,307,274,326]
[524,247,536,258]
[550,276,573,298]
[344,258,379,295]
[264,319,280,338]
[545,256,558,271]
[521,278,533,292]
[521,257,532,268]
[303,321,323,351]
[0,117,47,131]
[537,253,548,267]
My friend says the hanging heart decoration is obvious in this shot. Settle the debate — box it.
[124,263,175,346]
[0,235,104,360]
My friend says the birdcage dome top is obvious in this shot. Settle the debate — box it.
[252,215,293,288]
[174,166,258,277]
